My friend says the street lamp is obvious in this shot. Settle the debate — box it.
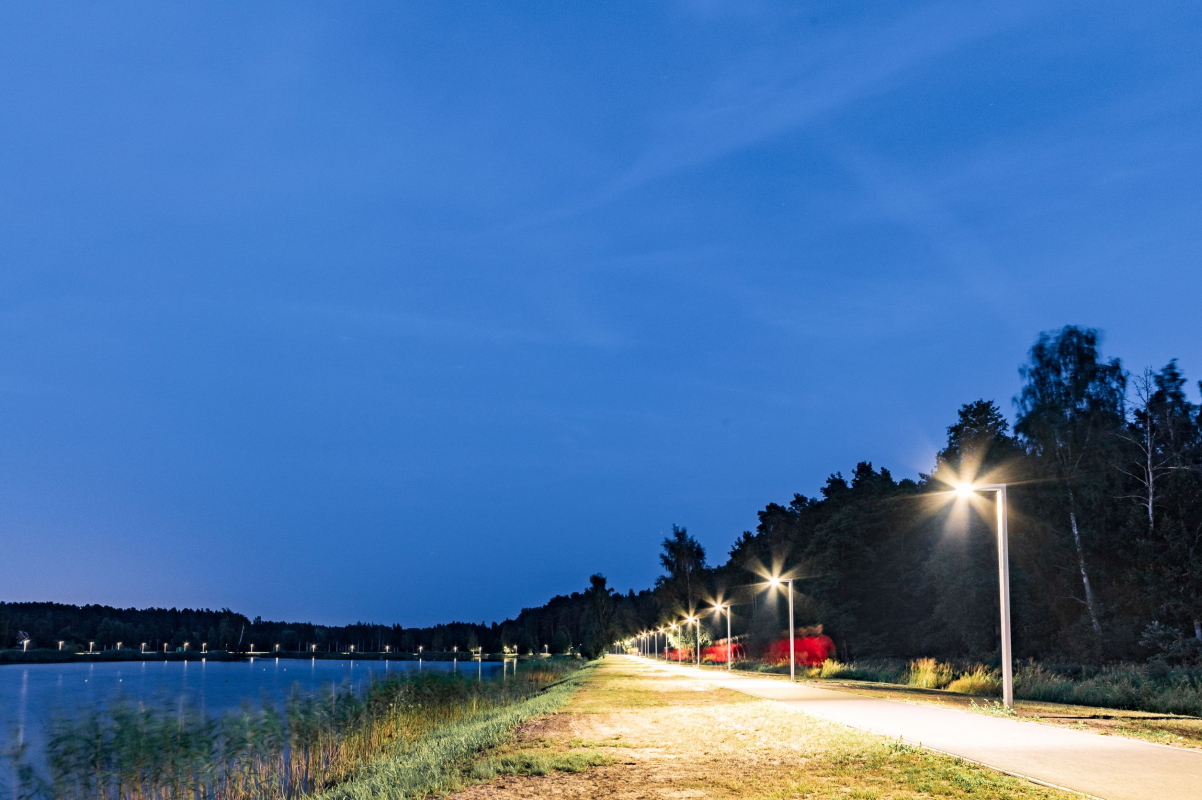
[712,604,732,671]
[202,642,208,654]
[89,641,95,654]
[141,642,147,654]
[116,641,123,651]
[766,577,795,681]
[58,641,64,651]
[656,628,664,660]
[685,616,700,667]
[954,482,1014,709]
[669,623,681,663]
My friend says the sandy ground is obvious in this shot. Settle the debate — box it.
[447,658,1069,799]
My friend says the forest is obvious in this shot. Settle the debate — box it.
[5,326,1201,666]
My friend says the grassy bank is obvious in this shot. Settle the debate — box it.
[6,659,584,800]
[317,665,591,799]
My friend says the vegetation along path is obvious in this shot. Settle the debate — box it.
[645,656,1202,800]
[450,656,1075,799]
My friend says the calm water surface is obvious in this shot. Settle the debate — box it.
[1,657,503,756]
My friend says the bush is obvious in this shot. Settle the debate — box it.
[906,658,954,689]
[947,666,1000,696]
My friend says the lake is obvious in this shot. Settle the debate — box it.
[1,657,505,770]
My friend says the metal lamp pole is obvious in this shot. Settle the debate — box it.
[767,578,796,681]
[713,605,732,671]
[957,482,1014,708]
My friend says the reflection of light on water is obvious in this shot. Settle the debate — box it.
[17,668,28,747]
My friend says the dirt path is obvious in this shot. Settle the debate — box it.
[448,657,1070,799]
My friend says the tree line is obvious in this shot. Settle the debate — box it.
[6,326,1200,664]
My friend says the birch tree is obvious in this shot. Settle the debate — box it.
[1015,326,1125,638]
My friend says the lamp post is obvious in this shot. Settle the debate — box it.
[955,482,1014,709]
[141,642,147,654]
[766,577,795,681]
[685,616,700,667]
[669,624,681,662]
[712,604,732,671]
[656,628,664,660]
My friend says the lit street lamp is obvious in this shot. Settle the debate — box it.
[712,604,732,671]
[669,623,681,663]
[685,616,700,667]
[766,577,795,681]
[955,482,1014,709]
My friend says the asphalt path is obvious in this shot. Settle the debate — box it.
[631,656,1202,800]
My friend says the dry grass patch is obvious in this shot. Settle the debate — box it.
[449,658,1072,799]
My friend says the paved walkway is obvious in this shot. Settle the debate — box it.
[632,656,1202,800]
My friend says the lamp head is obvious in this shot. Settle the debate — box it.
[955,482,975,499]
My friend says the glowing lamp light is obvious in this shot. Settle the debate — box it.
[955,483,975,499]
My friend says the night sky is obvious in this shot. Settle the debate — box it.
[3,2,1200,626]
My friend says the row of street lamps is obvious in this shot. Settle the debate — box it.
[620,481,1014,709]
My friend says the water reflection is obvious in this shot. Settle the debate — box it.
[1,658,503,768]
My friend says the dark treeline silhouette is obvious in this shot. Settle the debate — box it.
[6,326,1201,665]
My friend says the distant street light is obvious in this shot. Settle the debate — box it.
[669,624,681,663]
[712,604,732,671]
[58,641,64,651]
[89,641,95,654]
[954,482,1014,709]
[141,642,147,654]
[685,616,700,667]
[22,638,30,653]
[202,642,207,654]
[116,641,123,651]
[766,577,795,681]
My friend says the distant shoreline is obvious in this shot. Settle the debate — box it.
[0,648,534,665]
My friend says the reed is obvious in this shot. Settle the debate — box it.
[7,660,581,800]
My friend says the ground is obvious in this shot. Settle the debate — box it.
[448,658,1072,799]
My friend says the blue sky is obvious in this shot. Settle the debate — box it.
[2,2,1200,626]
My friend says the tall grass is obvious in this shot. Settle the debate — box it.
[317,665,589,799]
[906,658,954,689]
[6,659,583,800]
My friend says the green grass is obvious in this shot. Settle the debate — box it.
[315,664,592,799]
[469,749,612,779]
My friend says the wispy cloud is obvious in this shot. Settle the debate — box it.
[526,2,1033,226]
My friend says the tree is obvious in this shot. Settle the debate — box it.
[657,525,707,613]
[1016,326,1125,638]
[1125,362,1202,642]
[581,574,617,658]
